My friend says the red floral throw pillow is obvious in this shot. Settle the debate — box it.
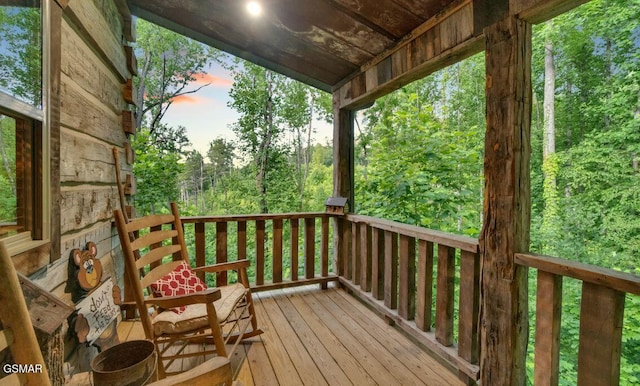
[150,261,207,314]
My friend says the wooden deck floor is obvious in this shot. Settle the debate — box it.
[119,284,463,385]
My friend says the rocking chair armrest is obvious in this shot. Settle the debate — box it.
[144,288,221,309]
[192,259,250,274]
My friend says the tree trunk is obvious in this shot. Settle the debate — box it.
[541,22,559,251]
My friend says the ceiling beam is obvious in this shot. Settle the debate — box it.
[335,0,588,110]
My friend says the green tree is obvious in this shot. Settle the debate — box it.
[133,20,220,138]
[0,5,41,107]
[132,130,183,215]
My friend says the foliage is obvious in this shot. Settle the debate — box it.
[133,19,220,140]
[0,5,41,107]
[132,130,183,215]
[356,54,485,236]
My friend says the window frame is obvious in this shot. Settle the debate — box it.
[0,0,50,256]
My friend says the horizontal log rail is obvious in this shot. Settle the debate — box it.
[516,252,640,386]
[181,213,337,292]
[339,214,481,383]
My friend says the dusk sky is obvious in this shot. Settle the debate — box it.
[162,61,333,159]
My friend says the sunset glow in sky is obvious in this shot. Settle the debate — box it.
[162,62,333,158]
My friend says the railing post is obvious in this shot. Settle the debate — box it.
[480,15,532,385]
[398,235,416,320]
[216,221,227,286]
[577,283,625,386]
[305,217,315,279]
[256,220,265,286]
[360,223,372,292]
[458,249,480,385]
[371,228,385,300]
[384,231,398,310]
[436,244,455,346]
[415,240,434,331]
[291,218,299,281]
[272,218,283,283]
[534,270,562,386]
[351,221,361,286]
[321,216,329,289]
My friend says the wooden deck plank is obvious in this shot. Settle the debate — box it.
[282,287,377,386]
[312,289,427,385]
[243,339,278,386]
[256,292,328,386]
[252,295,305,386]
[119,285,463,385]
[331,288,464,385]
[273,289,353,385]
[299,288,402,385]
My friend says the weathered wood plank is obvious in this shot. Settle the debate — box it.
[60,128,129,184]
[346,214,478,252]
[332,103,354,207]
[256,220,265,286]
[274,290,352,385]
[285,288,377,385]
[436,244,455,346]
[237,221,247,260]
[321,216,329,288]
[371,228,385,300]
[510,0,588,24]
[534,270,562,386]
[216,221,227,286]
[416,240,434,331]
[515,252,640,296]
[398,234,416,320]
[331,287,467,385]
[290,218,299,281]
[256,293,327,385]
[480,15,532,386]
[458,250,480,364]
[351,221,361,286]
[360,223,372,292]
[273,219,283,283]
[251,295,304,385]
[59,186,118,235]
[304,218,315,279]
[60,75,126,146]
[577,283,625,386]
[195,222,205,282]
[65,0,128,81]
[60,21,125,115]
[383,231,398,310]
[342,220,352,280]
[305,291,407,385]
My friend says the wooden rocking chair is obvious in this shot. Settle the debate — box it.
[0,241,51,386]
[114,203,262,379]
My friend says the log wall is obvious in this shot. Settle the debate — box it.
[21,0,136,379]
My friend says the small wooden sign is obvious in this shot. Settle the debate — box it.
[75,278,120,344]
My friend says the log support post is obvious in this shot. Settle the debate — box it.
[480,15,532,385]
[333,92,354,278]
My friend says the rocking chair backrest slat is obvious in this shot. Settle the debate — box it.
[124,214,176,233]
[135,244,183,270]
[141,261,183,289]
[131,229,179,251]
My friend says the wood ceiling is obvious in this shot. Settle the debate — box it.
[127,0,459,92]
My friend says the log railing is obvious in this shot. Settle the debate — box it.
[181,213,337,292]
[338,214,481,383]
[516,253,640,386]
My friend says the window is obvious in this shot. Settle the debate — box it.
[0,0,49,254]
